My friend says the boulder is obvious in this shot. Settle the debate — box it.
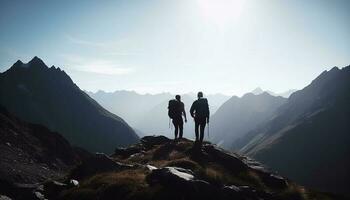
[114,144,144,158]
[146,167,217,199]
[141,136,171,149]
[0,195,12,200]
[203,145,248,172]
[259,173,288,189]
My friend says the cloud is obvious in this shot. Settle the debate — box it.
[105,51,143,56]
[77,62,134,75]
[60,54,134,75]
[65,33,144,57]
[65,34,107,48]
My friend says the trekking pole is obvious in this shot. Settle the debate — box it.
[207,122,210,139]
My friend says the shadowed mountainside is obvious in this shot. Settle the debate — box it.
[236,66,350,196]
[0,57,139,153]
[210,92,287,149]
[0,105,91,199]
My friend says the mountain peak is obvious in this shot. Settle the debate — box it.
[28,56,47,68]
[10,59,24,68]
[14,59,23,65]
[251,87,264,95]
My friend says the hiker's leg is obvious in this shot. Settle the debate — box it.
[173,120,178,139]
[199,122,206,143]
[175,124,179,139]
[179,122,183,139]
[195,121,199,141]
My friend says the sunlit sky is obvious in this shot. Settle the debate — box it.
[0,0,349,96]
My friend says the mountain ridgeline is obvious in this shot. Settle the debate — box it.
[0,57,139,153]
[210,92,287,149]
[233,66,350,196]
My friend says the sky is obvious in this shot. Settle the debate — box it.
[0,0,349,96]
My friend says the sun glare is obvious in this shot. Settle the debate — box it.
[197,0,246,28]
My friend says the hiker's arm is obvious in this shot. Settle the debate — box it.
[190,103,195,118]
[206,101,210,123]
[183,105,187,122]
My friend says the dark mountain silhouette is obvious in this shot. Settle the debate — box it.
[210,92,287,149]
[0,105,91,199]
[236,66,350,196]
[0,57,139,153]
[30,136,338,200]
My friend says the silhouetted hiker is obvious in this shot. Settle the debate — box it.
[168,95,187,140]
[190,92,210,146]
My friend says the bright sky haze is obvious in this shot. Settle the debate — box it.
[0,0,349,96]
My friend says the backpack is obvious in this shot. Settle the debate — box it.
[194,98,209,118]
[168,99,180,119]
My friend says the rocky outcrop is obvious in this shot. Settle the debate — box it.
[2,134,336,199]
[58,136,336,200]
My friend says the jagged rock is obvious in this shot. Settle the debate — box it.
[69,179,79,187]
[203,144,248,172]
[0,195,12,200]
[69,153,134,180]
[147,167,195,184]
[141,135,171,149]
[33,191,46,200]
[222,185,274,200]
[145,164,157,171]
[114,144,144,158]
[146,167,217,199]
[258,172,288,189]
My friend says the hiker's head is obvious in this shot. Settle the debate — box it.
[197,92,203,99]
[175,95,181,101]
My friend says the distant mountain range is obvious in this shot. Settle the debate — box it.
[251,87,297,98]
[210,92,287,149]
[233,66,350,195]
[0,57,139,153]
[87,90,230,137]
[86,90,173,128]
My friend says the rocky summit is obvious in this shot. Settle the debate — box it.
[20,135,336,200]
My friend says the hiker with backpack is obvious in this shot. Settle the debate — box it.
[168,95,187,140]
[190,92,210,146]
